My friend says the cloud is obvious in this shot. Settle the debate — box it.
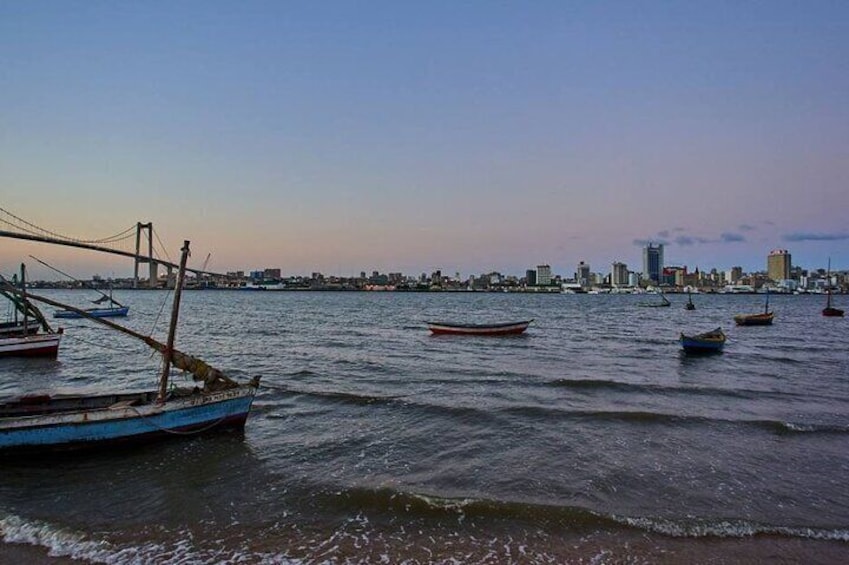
[782,232,849,242]
[738,224,756,232]
[721,232,746,242]
[657,230,670,238]
[633,238,668,247]
[675,235,710,246]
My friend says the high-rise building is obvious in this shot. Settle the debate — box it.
[536,264,552,286]
[767,249,791,282]
[576,261,591,288]
[611,262,629,287]
[525,269,537,287]
[642,243,664,284]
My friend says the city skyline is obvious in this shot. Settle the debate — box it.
[2,2,849,279]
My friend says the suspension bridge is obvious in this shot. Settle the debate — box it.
[0,207,227,288]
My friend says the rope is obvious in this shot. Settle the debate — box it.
[129,405,231,435]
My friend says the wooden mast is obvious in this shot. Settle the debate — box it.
[158,240,191,402]
[20,264,27,335]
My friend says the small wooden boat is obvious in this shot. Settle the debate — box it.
[734,290,773,326]
[0,265,63,357]
[822,259,844,317]
[54,304,129,319]
[734,312,774,326]
[639,292,671,307]
[0,331,63,358]
[680,327,726,353]
[426,319,533,336]
[0,319,39,338]
[0,241,260,455]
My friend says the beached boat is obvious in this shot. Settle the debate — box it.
[0,265,62,357]
[0,241,260,455]
[680,327,726,353]
[822,259,844,317]
[426,319,533,336]
[734,291,774,326]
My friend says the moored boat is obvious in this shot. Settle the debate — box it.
[54,305,129,319]
[426,319,533,336]
[734,290,774,326]
[822,259,844,317]
[680,327,726,353]
[0,264,63,357]
[734,312,774,326]
[0,241,260,455]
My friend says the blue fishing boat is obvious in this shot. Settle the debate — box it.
[54,304,129,319]
[680,327,726,353]
[0,241,260,455]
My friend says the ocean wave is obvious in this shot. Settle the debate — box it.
[0,512,303,564]
[613,515,849,541]
[315,488,849,542]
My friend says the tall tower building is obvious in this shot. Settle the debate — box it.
[536,264,552,286]
[611,262,629,287]
[576,261,591,288]
[767,249,791,282]
[643,243,664,284]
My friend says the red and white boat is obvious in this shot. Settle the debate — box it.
[1,264,63,357]
[426,319,533,336]
[0,330,62,357]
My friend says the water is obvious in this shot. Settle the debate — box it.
[1,290,848,563]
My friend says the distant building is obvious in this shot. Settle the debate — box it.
[525,269,537,287]
[264,268,281,280]
[576,261,591,289]
[767,249,791,282]
[536,264,552,286]
[730,266,743,283]
[643,243,664,284]
[611,262,629,287]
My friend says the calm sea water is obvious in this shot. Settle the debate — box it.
[1,290,848,564]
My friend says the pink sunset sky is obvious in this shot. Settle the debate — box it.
[2,2,848,280]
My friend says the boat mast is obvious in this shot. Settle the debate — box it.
[20,264,27,335]
[158,240,191,403]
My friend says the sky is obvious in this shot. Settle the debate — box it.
[2,1,848,281]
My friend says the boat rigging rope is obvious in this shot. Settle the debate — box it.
[128,405,231,435]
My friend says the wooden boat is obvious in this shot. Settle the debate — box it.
[822,259,844,317]
[734,290,773,326]
[0,265,63,357]
[734,312,774,326]
[0,319,39,338]
[54,304,129,319]
[680,327,726,353]
[639,292,671,307]
[426,319,533,336]
[0,241,260,455]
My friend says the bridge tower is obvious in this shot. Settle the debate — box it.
[133,222,157,288]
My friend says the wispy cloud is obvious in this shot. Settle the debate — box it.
[675,235,710,246]
[783,232,849,242]
[721,232,746,242]
[633,238,669,247]
[738,224,756,232]
[657,230,670,238]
